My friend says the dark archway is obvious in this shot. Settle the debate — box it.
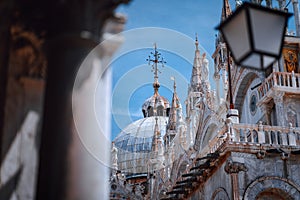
[256,188,293,200]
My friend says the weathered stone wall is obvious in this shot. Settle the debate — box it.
[189,159,232,200]
[188,151,300,200]
[232,152,300,199]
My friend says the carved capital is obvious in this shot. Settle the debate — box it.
[259,103,273,125]
[224,159,248,174]
[273,91,284,104]
[259,103,273,115]
[256,150,266,159]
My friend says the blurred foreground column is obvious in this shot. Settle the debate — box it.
[36,1,128,200]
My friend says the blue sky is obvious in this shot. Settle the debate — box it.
[110,0,297,139]
[116,1,224,54]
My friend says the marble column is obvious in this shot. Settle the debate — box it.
[225,159,248,200]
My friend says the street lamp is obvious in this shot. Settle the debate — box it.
[217,2,292,70]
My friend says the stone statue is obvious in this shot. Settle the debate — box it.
[202,53,209,83]
[111,142,118,170]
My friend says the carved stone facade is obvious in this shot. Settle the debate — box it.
[110,1,300,200]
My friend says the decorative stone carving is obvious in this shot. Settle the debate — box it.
[224,159,248,174]
[179,125,187,150]
[288,123,297,146]
[287,105,298,127]
[259,103,273,125]
[281,151,290,160]
[224,159,247,200]
[111,142,118,170]
[273,91,284,104]
[257,121,266,143]
[256,150,266,159]
[202,53,209,83]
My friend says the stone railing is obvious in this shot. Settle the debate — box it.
[258,71,300,99]
[228,122,300,146]
[201,122,300,157]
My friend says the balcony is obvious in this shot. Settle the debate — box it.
[257,71,300,103]
[162,122,300,200]
[200,122,300,157]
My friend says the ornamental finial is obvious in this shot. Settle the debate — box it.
[146,43,166,95]
[195,33,199,51]
[171,76,176,93]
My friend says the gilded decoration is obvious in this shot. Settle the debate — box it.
[283,48,298,73]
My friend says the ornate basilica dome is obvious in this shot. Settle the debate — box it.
[142,94,170,117]
[113,116,168,174]
[113,44,170,175]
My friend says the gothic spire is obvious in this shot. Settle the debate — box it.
[190,35,202,92]
[152,117,159,151]
[147,43,166,96]
[222,0,232,21]
[167,77,179,131]
[150,116,165,173]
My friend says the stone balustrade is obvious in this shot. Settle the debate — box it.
[230,122,300,146]
[201,122,300,157]
[258,71,300,99]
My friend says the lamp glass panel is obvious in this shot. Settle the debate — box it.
[222,9,251,62]
[241,53,261,69]
[249,8,286,56]
[263,55,276,68]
